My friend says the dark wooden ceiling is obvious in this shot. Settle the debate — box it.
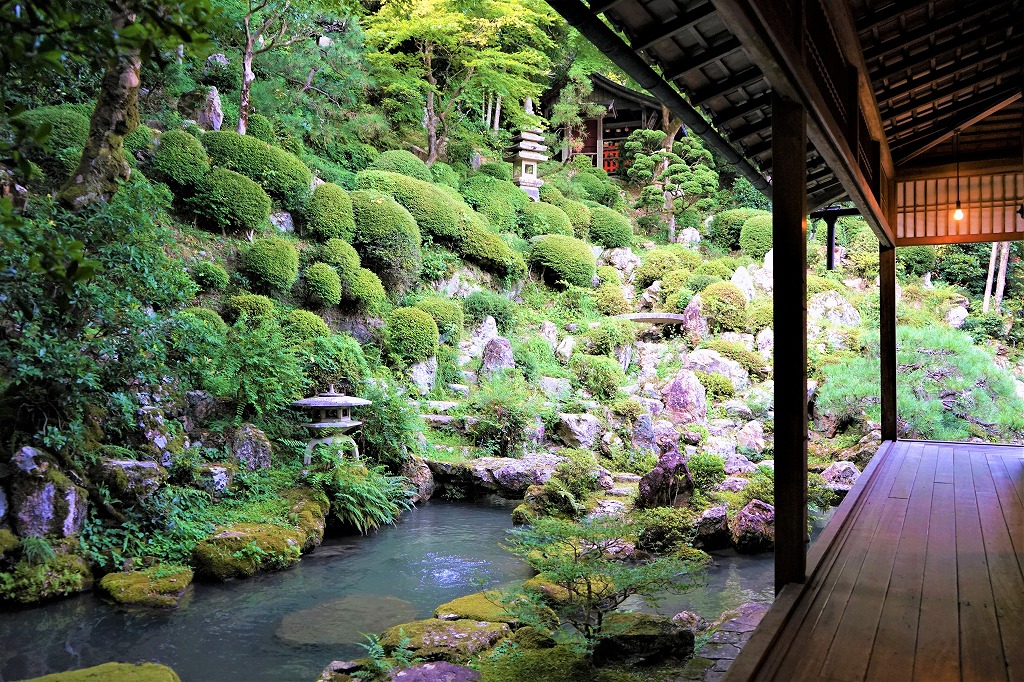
[552,0,1023,207]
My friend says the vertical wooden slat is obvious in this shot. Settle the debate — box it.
[880,245,897,441]
[772,91,809,593]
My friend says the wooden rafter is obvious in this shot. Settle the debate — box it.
[691,67,764,105]
[714,91,772,125]
[661,37,743,82]
[873,24,1019,85]
[630,3,716,51]
[883,63,1023,121]
[854,0,931,33]
[894,92,1022,164]
[877,46,1024,104]
[863,3,1014,64]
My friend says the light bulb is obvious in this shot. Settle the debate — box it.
[953,200,964,221]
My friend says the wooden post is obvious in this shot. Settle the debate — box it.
[879,247,897,441]
[773,92,808,594]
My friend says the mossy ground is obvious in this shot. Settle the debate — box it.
[191,522,303,580]
[21,662,181,682]
[476,644,687,682]
[98,564,193,608]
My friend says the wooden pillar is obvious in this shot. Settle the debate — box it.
[772,92,808,594]
[879,244,897,440]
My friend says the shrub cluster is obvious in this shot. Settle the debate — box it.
[587,318,637,355]
[367,149,432,182]
[634,247,702,289]
[700,281,748,334]
[304,182,355,241]
[739,213,773,259]
[707,208,765,251]
[588,205,634,248]
[746,297,773,333]
[190,261,230,291]
[693,259,734,279]
[569,353,625,400]
[700,338,769,378]
[529,234,596,287]
[695,371,735,400]
[350,189,422,294]
[463,290,516,334]
[318,238,361,273]
[201,130,312,210]
[226,293,277,324]
[414,297,464,341]
[477,161,513,181]
[383,307,439,364]
[241,237,299,292]
[190,167,271,233]
[429,162,460,188]
[519,201,573,238]
[460,174,528,233]
[304,262,342,307]
[151,130,210,190]
[246,114,276,145]
[593,282,630,315]
[284,309,331,341]
[15,105,90,180]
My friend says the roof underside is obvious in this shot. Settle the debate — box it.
[557,0,1023,218]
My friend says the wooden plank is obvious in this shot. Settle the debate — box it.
[819,496,910,681]
[934,445,955,484]
[771,91,808,593]
[865,444,937,680]
[987,454,1024,565]
[886,440,923,499]
[953,447,1008,682]
[974,452,1024,682]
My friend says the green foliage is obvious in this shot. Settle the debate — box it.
[313,455,413,534]
[19,536,57,565]
[247,114,276,145]
[692,259,734,279]
[304,262,343,307]
[200,130,312,210]
[687,452,726,494]
[664,287,695,313]
[569,354,625,400]
[727,176,772,211]
[684,274,720,292]
[632,506,693,554]
[700,281,747,334]
[593,282,630,315]
[464,373,550,458]
[190,260,229,291]
[191,167,271,233]
[284,308,331,341]
[739,214,772,259]
[305,333,368,393]
[512,336,564,382]
[596,265,621,285]
[746,297,773,333]
[430,161,461,187]
[240,236,299,293]
[151,130,210,190]
[350,189,422,294]
[461,174,528,233]
[554,449,601,501]
[415,297,464,342]
[384,307,440,364]
[225,293,277,324]
[699,339,769,378]
[962,311,1006,343]
[463,290,517,333]
[178,307,228,334]
[587,318,637,356]
[304,182,356,242]
[368,149,433,182]
[898,245,937,277]
[319,238,361,272]
[740,465,775,506]
[124,124,156,158]
[14,105,90,181]
[359,376,426,469]
[934,243,991,296]
[347,268,389,315]
[506,516,703,644]
[529,234,596,287]
[708,208,764,251]
[807,273,844,295]
[520,201,573,238]
[634,246,701,290]
[848,229,880,278]
[477,161,514,181]
[587,205,633,248]
[695,371,735,401]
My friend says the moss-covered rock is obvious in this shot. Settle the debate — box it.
[0,529,19,557]
[98,564,194,608]
[21,662,181,682]
[522,574,571,605]
[0,550,94,604]
[285,488,330,552]
[192,523,304,580]
[95,458,167,503]
[9,451,88,538]
[434,590,558,630]
[510,625,556,650]
[592,612,694,666]
[380,618,510,663]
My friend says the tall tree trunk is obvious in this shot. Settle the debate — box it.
[660,104,683,150]
[59,8,140,209]
[983,242,999,313]
[485,94,493,127]
[994,241,1011,311]
[238,46,256,134]
[493,95,502,133]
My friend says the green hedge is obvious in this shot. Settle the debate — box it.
[284,308,330,341]
[384,307,439,363]
[593,282,630,315]
[346,268,388,316]
[151,130,210,189]
[247,114,276,144]
[415,297,464,342]
[226,293,277,323]
[319,238,361,274]
[463,290,516,334]
[15,105,91,180]
[588,205,634,248]
[367,149,432,182]
[634,247,701,290]
[519,201,573,238]
[701,281,747,333]
[190,261,229,291]
[460,174,528,233]
[708,208,765,251]
[191,167,270,233]
[305,182,355,241]
[304,262,342,307]
[241,236,299,292]
[350,189,422,295]
[430,161,460,188]
[477,161,513,181]
[201,130,312,210]
[529,234,596,287]
[739,214,773,259]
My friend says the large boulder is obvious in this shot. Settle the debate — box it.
[599,247,641,282]
[230,421,272,471]
[945,305,969,328]
[684,349,750,391]
[681,294,709,343]
[379,618,510,663]
[98,564,194,608]
[538,376,571,400]
[660,370,707,425]
[20,662,182,682]
[9,448,88,538]
[592,612,695,665]
[390,663,481,682]
[554,413,602,448]
[409,356,439,395]
[756,327,774,357]
[192,523,304,580]
[723,453,757,475]
[481,337,514,376]
[286,488,331,552]
[808,290,861,326]
[137,406,185,467]
[401,456,436,504]
[637,451,693,508]
[466,453,563,497]
[96,458,167,502]
[631,413,657,454]
[692,506,731,550]
[736,421,767,454]
[555,336,576,362]
[822,460,861,496]
[730,266,756,302]
[730,500,775,553]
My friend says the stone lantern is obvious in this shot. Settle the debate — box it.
[290,385,371,464]
[505,98,549,201]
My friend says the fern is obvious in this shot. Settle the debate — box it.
[20,536,56,565]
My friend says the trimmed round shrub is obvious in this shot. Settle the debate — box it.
[415,297,464,342]
[685,273,721,292]
[191,167,270,233]
[519,201,573,238]
[570,171,618,205]
[430,161,460,188]
[588,318,637,356]
[701,281,748,333]
[739,213,773,259]
[347,268,388,315]
[459,218,527,280]
[463,290,516,334]
[634,247,700,290]
[15,105,90,179]
[746,297,773,333]
[528,234,596,287]
[460,174,528,233]
[588,205,634,248]
[477,161,513,181]
[124,124,156,157]
[664,287,695,313]
[201,130,312,210]
[305,182,355,241]
[708,208,764,251]
[284,308,330,341]
[191,261,230,291]
[305,333,368,393]
[559,199,593,239]
[350,189,422,294]
[660,268,692,293]
[693,259,735,279]
[179,306,228,333]
[383,307,439,363]
[151,130,210,189]
[597,265,622,284]
[367,149,432,182]
[594,282,630,315]
[247,114,276,144]
[226,293,277,323]
[319,238,361,273]
[241,237,299,292]
[569,353,625,400]
[696,371,735,401]
[304,262,342,307]
[355,170,462,239]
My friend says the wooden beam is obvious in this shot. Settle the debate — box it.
[589,0,627,14]
[878,48,1023,108]
[726,116,771,143]
[882,62,1024,121]
[691,67,765,106]
[896,232,1024,246]
[630,3,717,51]
[772,92,808,593]
[862,3,1012,63]
[661,37,743,82]
[897,156,1024,182]
[894,92,1022,164]
[872,26,1020,86]
[879,244,898,441]
[714,91,773,125]
[854,0,931,33]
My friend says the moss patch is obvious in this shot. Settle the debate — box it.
[380,618,510,662]
[285,488,330,552]
[477,644,664,682]
[0,529,19,556]
[0,552,93,604]
[192,523,303,580]
[432,590,555,628]
[21,662,181,682]
[98,564,193,608]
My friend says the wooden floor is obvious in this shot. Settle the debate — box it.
[725,440,1024,681]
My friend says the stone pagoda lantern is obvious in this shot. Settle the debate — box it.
[290,385,370,464]
[505,98,548,201]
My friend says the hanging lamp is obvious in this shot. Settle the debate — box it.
[953,129,964,221]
